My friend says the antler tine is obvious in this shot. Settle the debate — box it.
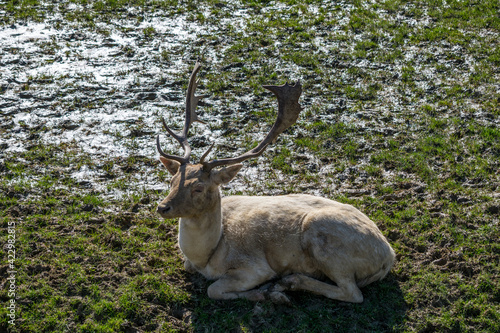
[157,61,205,164]
[156,134,190,164]
[156,117,191,164]
[199,142,214,163]
[184,61,205,135]
[202,81,302,171]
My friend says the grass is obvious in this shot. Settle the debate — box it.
[1,0,499,332]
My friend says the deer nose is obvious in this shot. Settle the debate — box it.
[157,204,171,215]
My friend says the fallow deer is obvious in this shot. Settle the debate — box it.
[156,62,395,303]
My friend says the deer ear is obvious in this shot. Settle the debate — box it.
[211,164,243,185]
[160,157,181,175]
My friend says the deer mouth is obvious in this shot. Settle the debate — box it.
[157,204,173,218]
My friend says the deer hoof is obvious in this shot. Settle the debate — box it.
[270,283,286,293]
[245,290,266,302]
[279,274,302,290]
[269,291,291,304]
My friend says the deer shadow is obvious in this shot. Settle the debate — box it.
[188,272,407,332]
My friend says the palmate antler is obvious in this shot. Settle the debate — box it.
[156,62,303,170]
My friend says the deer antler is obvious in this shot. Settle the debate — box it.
[157,62,303,169]
[156,61,206,164]
[201,81,303,171]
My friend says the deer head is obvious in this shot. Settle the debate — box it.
[156,62,302,218]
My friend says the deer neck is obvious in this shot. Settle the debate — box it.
[178,193,222,269]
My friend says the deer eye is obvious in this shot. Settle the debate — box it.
[193,185,204,193]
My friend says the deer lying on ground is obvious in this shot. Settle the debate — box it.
[156,62,395,303]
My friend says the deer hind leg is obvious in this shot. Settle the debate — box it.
[277,274,363,303]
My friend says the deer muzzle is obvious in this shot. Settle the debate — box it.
[157,203,172,217]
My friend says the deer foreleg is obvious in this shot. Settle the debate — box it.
[207,267,277,302]
[207,277,266,301]
[183,258,197,274]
